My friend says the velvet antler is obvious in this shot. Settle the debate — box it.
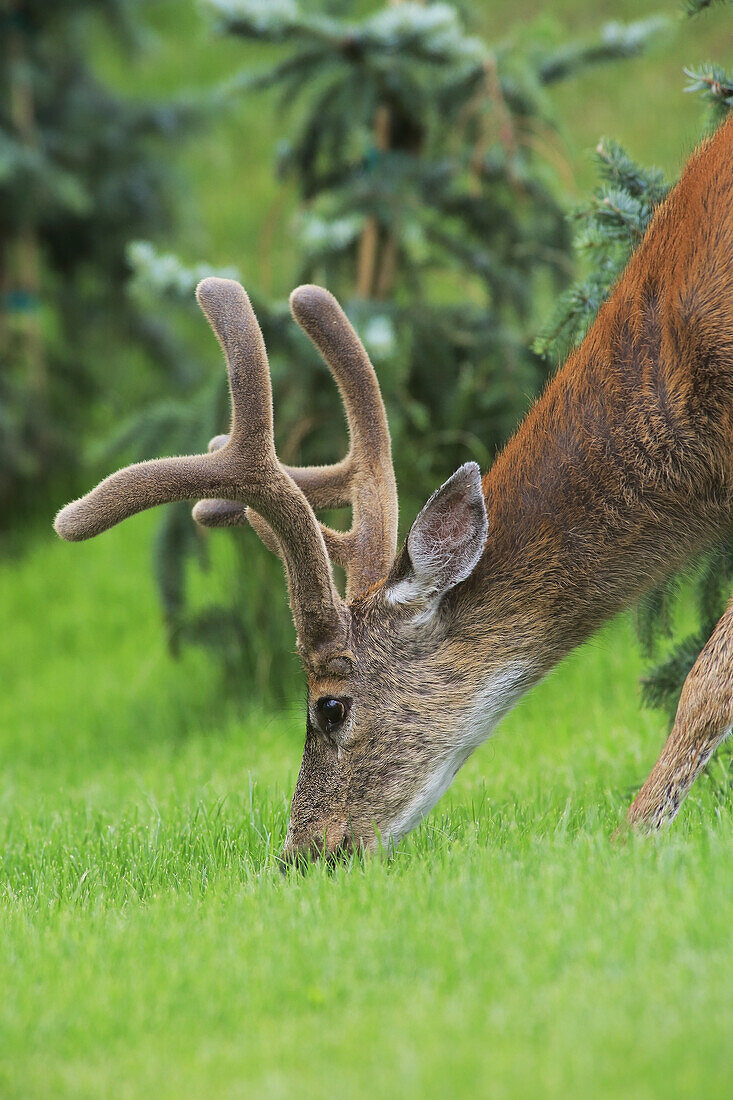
[192,285,398,599]
[55,278,353,657]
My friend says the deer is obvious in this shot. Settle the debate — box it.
[55,116,733,861]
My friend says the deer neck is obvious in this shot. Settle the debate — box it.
[465,306,729,686]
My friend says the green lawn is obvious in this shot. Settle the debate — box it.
[1,514,731,1098]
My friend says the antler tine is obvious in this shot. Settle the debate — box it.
[54,443,225,542]
[191,285,398,599]
[190,435,251,531]
[191,374,352,562]
[192,493,348,563]
[53,281,262,543]
[290,285,398,595]
[195,279,348,654]
[56,278,347,658]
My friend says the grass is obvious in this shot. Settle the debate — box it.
[2,1,732,1095]
[1,514,731,1097]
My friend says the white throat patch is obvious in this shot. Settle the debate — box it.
[384,663,532,846]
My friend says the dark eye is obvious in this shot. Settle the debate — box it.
[316,697,349,733]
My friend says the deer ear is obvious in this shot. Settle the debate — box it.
[385,462,488,610]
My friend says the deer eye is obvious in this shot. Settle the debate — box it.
[316,697,349,733]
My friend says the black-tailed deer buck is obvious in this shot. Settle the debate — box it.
[56,118,733,859]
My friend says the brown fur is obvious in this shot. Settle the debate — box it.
[286,117,733,857]
[56,118,733,860]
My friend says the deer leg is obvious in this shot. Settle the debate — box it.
[625,595,733,830]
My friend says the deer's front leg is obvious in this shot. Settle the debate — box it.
[626,596,733,831]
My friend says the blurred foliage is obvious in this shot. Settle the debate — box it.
[684,0,729,13]
[208,0,667,499]
[684,61,733,126]
[533,141,670,363]
[129,0,665,689]
[0,0,203,517]
[639,544,733,716]
[534,0,733,722]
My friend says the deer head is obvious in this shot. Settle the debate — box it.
[55,279,509,861]
[56,118,733,848]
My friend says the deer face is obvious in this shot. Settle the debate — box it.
[283,462,500,861]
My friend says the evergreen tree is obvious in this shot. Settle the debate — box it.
[0,0,198,517]
[534,0,733,722]
[129,0,666,692]
[209,0,666,502]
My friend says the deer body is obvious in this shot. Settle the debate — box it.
[55,118,733,859]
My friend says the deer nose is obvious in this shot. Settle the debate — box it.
[279,827,350,871]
